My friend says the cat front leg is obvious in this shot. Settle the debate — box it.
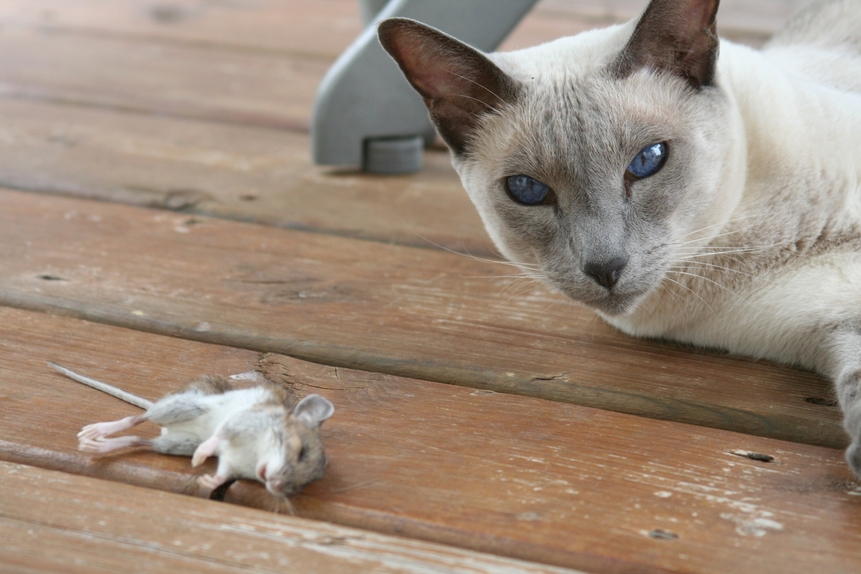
[828,327,861,477]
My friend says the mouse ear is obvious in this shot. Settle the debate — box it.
[293,394,335,428]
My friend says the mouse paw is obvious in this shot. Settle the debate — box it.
[78,423,113,441]
[197,473,227,491]
[191,434,221,467]
[78,437,104,453]
[79,435,145,454]
[78,416,139,441]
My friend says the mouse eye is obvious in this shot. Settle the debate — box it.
[504,175,553,205]
[626,142,668,179]
[298,446,307,461]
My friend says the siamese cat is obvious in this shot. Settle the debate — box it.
[378,0,861,477]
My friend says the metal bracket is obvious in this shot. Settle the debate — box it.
[311,0,538,174]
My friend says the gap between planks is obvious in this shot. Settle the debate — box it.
[0,461,580,574]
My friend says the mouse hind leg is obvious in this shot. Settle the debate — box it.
[77,414,147,441]
[151,432,205,456]
[78,434,152,454]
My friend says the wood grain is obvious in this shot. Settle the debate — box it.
[0,0,364,59]
[0,189,844,447]
[0,0,796,140]
[0,461,579,574]
[0,98,491,255]
[0,25,325,132]
[0,308,858,573]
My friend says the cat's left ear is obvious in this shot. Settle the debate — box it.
[378,18,518,155]
[615,0,720,89]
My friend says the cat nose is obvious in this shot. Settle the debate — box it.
[583,257,627,290]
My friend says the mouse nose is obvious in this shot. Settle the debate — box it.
[583,257,627,290]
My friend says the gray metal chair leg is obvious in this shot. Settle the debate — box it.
[311,0,539,174]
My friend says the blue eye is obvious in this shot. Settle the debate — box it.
[505,175,551,205]
[627,142,668,179]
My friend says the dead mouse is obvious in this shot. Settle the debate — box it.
[47,361,334,497]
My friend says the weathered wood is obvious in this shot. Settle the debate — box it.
[0,462,579,574]
[0,26,325,132]
[0,99,491,255]
[0,0,795,142]
[0,0,792,61]
[0,309,859,573]
[0,189,843,447]
[0,0,363,59]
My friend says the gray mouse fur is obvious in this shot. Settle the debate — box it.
[48,361,334,496]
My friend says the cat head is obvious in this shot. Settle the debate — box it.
[379,0,746,317]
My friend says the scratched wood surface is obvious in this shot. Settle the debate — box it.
[1,1,858,573]
[0,461,582,574]
[1,307,860,574]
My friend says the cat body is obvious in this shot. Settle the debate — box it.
[379,0,861,476]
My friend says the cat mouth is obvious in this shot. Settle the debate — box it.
[566,287,650,316]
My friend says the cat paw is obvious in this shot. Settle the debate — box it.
[846,442,861,478]
[838,370,861,477]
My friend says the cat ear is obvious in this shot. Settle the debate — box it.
[616,0,720,89]
[378,18,518,155]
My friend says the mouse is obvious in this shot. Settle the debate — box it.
[47,361,335,497]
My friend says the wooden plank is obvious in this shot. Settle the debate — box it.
[0,98,491,256]
[0,308,859,573]
[0,0,363,59]
[0,25,325,131]
[0,462,578,574]
[0,0,798,61]
[0,189,843,448]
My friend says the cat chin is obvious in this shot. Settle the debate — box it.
[567,289,650,318]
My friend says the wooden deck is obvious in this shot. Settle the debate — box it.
[1,1,859,572]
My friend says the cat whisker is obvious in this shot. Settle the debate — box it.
[657,276,692,308]
[674,260,761,279]
[488,279,546,314]
[406,228,543,271]
[445,69,506,108]
[662,275,715,314]
[667,268,752,308]
[675,213,761,241]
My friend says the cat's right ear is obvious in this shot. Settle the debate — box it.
[378,18,518,155]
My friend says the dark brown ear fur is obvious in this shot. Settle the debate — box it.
[378,18,518,154]
[615,0,720,89]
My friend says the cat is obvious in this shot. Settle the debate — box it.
[378,0,861,477]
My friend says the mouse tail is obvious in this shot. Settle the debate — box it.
[47,361,154,410]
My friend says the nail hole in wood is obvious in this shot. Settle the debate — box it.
[805,396,839,407]
[731,450,774,463]
[648,529,678,540]
[37,274,66,281]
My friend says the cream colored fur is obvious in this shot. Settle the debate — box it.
[380,0,861,476]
